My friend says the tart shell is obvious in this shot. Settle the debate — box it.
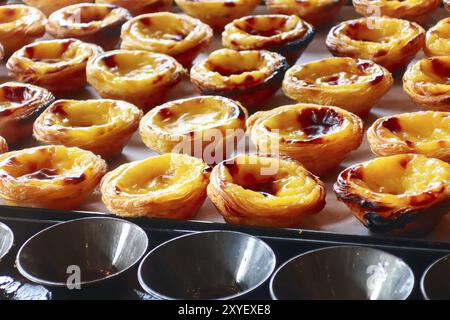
[95,0,173,16]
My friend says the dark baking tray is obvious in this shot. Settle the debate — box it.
[1,206,450,300]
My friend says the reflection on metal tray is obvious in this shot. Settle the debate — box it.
[0,207,449,300]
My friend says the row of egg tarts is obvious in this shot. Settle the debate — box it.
[0,78,450,238]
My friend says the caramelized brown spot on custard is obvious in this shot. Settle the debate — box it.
[223,160,239,176]
[25,46,35,59]
[381,117,402,133]
[102,54,118,69]
[64,173,86,185]
[208,63,256,77]
[297,108,343,139]
[20,168,60,180]
[238,17,287,37]
[52,103,68,117]
[114,185,121,194]
[158,107,172,120]
[2,86,27,103]
[399,157,410,169]
[374,49,388,57]
[431,58,450,79]
[224,0,237,7]
[140,17,152,26]
[243,176,277,198]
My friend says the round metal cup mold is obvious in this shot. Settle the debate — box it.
[16,217,149,288]
[0,221,13,261]
[138,230,276,300]
[270,245,414,300]
[421,254,450,300]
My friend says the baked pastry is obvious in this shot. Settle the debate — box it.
[87,50,184,111]
[0,137,8,155]
[6,39,103,95]
[403,56,450,111]
[207,154,326,227]
[47,3,132,50]
[139,96,248,165]
[425,18,450,57]
[174,0,260,31]
[190,49,288,109]
[445,0,450,11]
[0,82,54,145]
[33,99,143,159]
[247,103,363,176]
[326,17,425,73]
[100,153,209,219]
[95,0,173,16]
[222,14,315,65]
[0,145,107,210]
[23,0,93,16]
[0,4,46,57]
[120,12,213,67]
[334,154,450,237]
[353,0,440,24]
[367,111,450,162]
[282,57,393,117]
[266,0,346,28]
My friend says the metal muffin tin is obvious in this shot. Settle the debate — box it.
[0,206,449,300]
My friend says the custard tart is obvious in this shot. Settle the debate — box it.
[100,153,209,219]
[334,154,450,237]
[120,12,213,67]
[190,49,288,109]
[47,3,132,50]
[174,0,260,31]
[222,14,315,65]
[6,39,103,95]
[367,112,450,162]
[207,154,326,227]
[353,0,440,24]
[425,18,450,57]
[95,0,173,16]
[326,17,425,73]
[33,99,143,159]
[0,137,7,155]
[266,0,346,28]
[0,4,46,57]
[403,56,450,111]
[0,145,107,210]
[247,103,363,176]
[87,50,184,111]
[0,82,54,145]
[139,96,247,165]
[282,57,393,117]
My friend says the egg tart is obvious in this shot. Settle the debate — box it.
[139,96,247,165]
[6,39,103,95]
[334,154,450,237]
[222,14,315,65]
[23,0,93,16]
[95,0,173,16]
[120,12,213,68]
[353,0,440,24]
[282,57,393,117]
[190,49,288,109]
[425,18,450,57]
[367,112,450,162]
[326,17,425,73]
[445,0,450,11]
[174,0,260,31]
[0,145,107,210]
[266,0,346,28]
[47,3,132,50]
[247,103,363,176]
[33,99,143,159]
[403,56,450,111]
[0,4,46,58]
[100,153,209,219]
[87,50,184,111]
[0,82,54,145]
[0,137,8,154]
[207,154,326,227]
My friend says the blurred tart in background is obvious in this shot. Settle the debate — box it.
[95,0,173,16]
[23,0,93,16]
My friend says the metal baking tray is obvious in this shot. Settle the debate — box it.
[1,207,450,300]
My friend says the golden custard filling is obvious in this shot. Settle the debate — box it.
[0,4,44,30]
[344,155,450,207]
[288,58,385,88]
[192,49,283,89]
[222,14,311,49]
[353,0,440,21]
[121,13,212,57]
[404,57,450,97]
[51,3,123,28]
[0,146,97,185]
[425,18,450,57]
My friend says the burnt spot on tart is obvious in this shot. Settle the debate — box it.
[381,117,402,133]
[51,103,68,117]
[237,16,288,37]
[24,39,75,62]
[431,57,450,79]
[101,54,118,69]
[207,62,258,77]
[224,0,237,7]
[157,107,172,120]
[286,107,344,143]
